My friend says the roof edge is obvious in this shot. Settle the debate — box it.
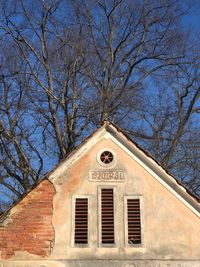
[0,119,199,220]
[104,120,200,206]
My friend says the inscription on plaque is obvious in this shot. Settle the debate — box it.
[89,170,125,182]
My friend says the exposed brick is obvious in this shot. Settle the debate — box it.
[0,179,56,259]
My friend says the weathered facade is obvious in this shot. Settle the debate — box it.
[0,121,200,267]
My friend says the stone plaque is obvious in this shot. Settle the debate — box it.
[89,170,125,182]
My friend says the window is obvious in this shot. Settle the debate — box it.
[127,199,141,244]
[97,149,116,167]
[124,196,143,247]
[100,188,115,245]
[71,193,144,248]
[100,151,114,164]
[74,197,88,245]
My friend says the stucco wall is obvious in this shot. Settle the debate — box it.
[1,260,200,267]
[50,137,200,260]
[0,134,199,266]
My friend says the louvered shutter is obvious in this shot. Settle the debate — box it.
[74,198,88,244]
[127,198,141,244]
[101,188,115,244]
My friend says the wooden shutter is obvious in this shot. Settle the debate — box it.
[127,198,141,244]
[74,198,88,244]
[101,188,115,244]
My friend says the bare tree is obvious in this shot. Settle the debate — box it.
[123,59,200,196]
[162,64,200,167]
[0,0,199,208]
[71,0,191,123]
[0,41,44,206]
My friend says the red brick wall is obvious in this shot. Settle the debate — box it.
[0,179,56,259]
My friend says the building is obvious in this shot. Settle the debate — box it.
[0,120,200,267]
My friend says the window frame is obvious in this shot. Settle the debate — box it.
[71,195,91,248]
[96,149,116,168]
[124,195,144,248]
[98,186,117,247]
